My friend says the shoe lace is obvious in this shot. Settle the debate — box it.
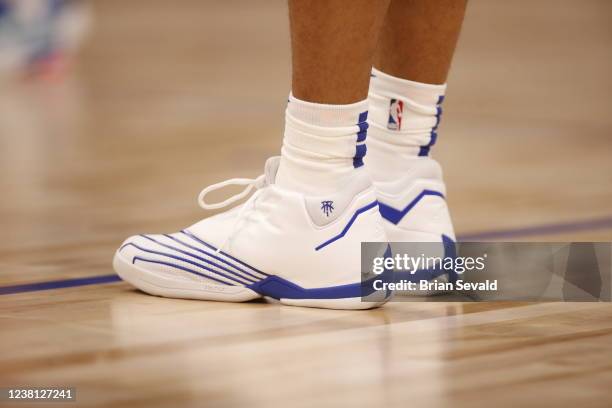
[197,174,267,253]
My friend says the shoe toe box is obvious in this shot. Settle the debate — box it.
[115,233,243,286]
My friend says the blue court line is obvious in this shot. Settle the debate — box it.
[456,215,612,241]
[0,274,121,295]
[1,215,611,296]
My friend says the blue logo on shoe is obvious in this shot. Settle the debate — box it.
[321,201,334,217]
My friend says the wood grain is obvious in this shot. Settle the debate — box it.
[0,0,611,407]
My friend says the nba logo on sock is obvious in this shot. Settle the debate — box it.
[387,99,403,130]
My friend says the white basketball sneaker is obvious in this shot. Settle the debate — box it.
[113,157,392,310]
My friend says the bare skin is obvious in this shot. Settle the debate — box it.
[374,0,468,84]
[289,0,391,104]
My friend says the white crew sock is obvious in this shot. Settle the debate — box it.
[276,93,369,195]
[365,67,447,182]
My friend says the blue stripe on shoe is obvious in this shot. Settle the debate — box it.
[180,230,269,276]
[248,276,359,299]
[378,190,445,225]
[137,235,259,282]
[163,234,265,281]
[120,242,253,285]
[315,200,379,251]
[248,250,394,300]
[132,257,234,286]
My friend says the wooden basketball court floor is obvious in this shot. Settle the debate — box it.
[1,0,611,407]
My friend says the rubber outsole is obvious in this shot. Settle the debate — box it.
[113,252,388,310]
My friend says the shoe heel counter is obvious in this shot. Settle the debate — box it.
[378,177,454,240]
[307,187,386,288]
[399,192,453,233]
[350,187,388,243]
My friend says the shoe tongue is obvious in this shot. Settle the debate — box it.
[264,156,281,184]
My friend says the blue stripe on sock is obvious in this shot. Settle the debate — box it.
[418,130,438,157]
[418,96,444,157]
[355,143,367,159]
[354,110,369,168]
[357,122,368,142]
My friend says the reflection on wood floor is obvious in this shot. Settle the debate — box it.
[0,0,611,407]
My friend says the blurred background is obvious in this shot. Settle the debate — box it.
[0,0,611,283]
